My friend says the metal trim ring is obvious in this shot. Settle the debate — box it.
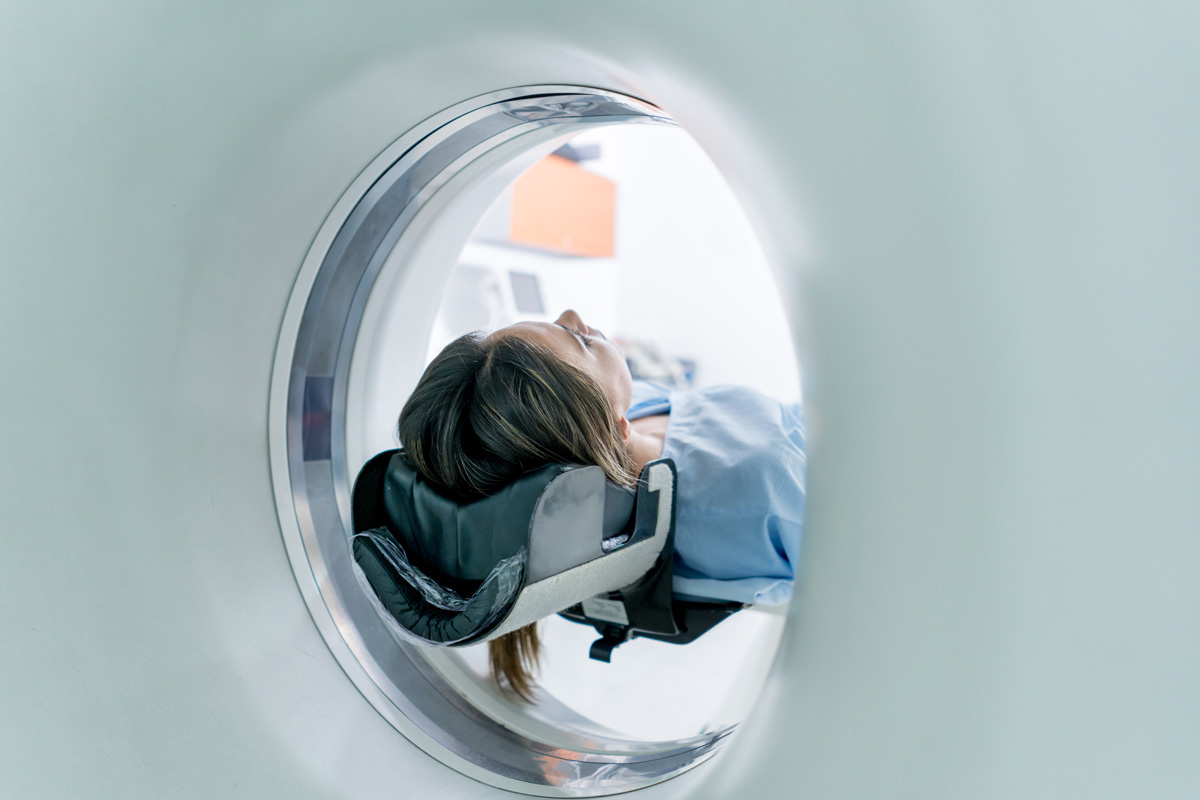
[268,86,735,795]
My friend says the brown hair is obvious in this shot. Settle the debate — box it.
[398,330,634,699]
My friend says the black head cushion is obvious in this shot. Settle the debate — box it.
[352,532,520,645]
[352,451,568,588]
[350,450,574,644]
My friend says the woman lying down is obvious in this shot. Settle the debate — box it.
[383,309,805,698]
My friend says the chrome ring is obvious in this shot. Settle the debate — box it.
[268,86,733,795]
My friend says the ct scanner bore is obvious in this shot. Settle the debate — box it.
[271,87,753,795]
[4,3,1199,798]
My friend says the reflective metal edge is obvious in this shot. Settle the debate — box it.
[268,85,733,796]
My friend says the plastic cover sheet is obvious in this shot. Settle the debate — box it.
[351,527,526,647]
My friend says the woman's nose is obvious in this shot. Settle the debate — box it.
[555,309,583,328]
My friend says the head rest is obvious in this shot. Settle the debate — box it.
[349,450,671,647]
[382,453,565,590]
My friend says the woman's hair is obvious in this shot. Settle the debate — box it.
[398,330,634,699]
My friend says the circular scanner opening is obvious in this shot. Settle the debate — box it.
[271,87,801,795]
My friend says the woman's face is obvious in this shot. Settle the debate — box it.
[501,309,633,418]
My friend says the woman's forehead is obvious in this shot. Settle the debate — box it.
[498,321,579,354]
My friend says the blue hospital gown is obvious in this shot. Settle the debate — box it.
[626,381,806,606]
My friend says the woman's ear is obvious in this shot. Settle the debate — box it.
[618,415,632,443]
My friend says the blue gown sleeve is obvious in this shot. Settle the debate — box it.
[661,390,806,606]
[670,513,802,606]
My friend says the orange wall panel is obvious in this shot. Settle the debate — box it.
[510,154,615,257]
